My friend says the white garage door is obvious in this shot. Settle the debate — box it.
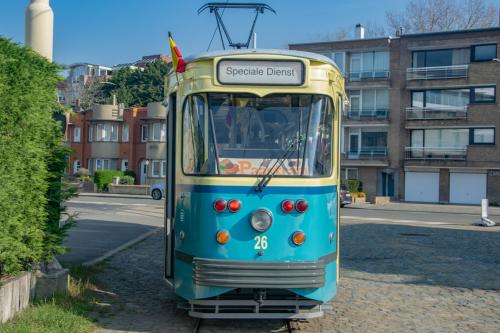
[405,172,439,203]
[450,173,486,205]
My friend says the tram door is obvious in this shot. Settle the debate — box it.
[164,93,176,279]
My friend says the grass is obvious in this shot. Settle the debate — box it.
[0,265,105,333]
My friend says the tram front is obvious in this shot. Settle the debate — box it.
[164,50,344,319]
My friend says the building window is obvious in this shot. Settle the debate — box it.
[95,159,110,171]
[471,44,497,62]
[96,123,118,142]
[141,125,148,142]
[470,128,495,144]
[350,51,389,80]
[151,123,166,142]
[412,48,469,67]
[349,89,388,117]
[412,89,470,109]
[411,129,469,148]
[73,127,81,142]
[121,159,128,171]
[122,124,129,142]
[88,125,93,142]
[471,86,495,103]
[73,160,81,174]
[344,168,358,180]
[161,160,166,177]
[151,160,162,177]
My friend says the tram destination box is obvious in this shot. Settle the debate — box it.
[217,59,305,86]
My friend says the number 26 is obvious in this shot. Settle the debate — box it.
[254,236,268,250]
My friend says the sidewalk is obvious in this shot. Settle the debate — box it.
[348,201,500,216]
[77,192,153,200]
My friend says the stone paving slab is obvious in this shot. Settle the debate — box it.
[89,222,500,333]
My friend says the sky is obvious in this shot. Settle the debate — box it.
[0,0,495,67]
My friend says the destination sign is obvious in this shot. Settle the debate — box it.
[217,59,305,85]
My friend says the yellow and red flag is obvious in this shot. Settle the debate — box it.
[169,32,186,73]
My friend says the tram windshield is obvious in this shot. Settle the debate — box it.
[182,93,333,177]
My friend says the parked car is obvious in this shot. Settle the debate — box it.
[151,182,165,200]
[340,184,352,207]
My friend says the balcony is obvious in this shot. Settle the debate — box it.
[406,65,468,80]
[347,109,389,120]
[346,147,388,159]
[405,147,467,160]
[406,106,468,120]
[348,70,390,82]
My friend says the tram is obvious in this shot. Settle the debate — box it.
[163,48,344,319]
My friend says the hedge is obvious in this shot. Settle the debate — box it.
[119,176,135,185]
[94,170,124,190]
[0,37,72,277]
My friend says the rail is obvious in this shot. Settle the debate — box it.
[348,70,390,81]
[405,147,467,160]
[405,106,467,120]
[345,147,388,159]
[347,109,389,120]
[406,65,468,80]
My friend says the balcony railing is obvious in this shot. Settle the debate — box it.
[406,106,468,120]
[347,109,389,120]
[348,70,390,81]
[405,147,467,160]
[406,65,469,80]
[346,147,388,159]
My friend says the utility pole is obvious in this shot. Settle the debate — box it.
[25,0,53,61]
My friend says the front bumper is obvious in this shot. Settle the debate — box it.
[193,258,326,289]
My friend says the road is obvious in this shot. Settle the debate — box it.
[58,195,164,265]
[58,195,500,332]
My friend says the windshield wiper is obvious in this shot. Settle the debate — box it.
[255,135,305,192]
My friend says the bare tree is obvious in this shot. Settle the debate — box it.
[364,20,389,38]
[386,0,498,34]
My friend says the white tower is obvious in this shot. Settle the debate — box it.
[25,0,54,61]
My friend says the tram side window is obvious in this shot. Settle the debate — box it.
[182,95,207,174]
[305,96,333,177]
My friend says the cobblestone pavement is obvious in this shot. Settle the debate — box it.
[90,222,500,333]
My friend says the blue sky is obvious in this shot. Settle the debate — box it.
[0,0,495,66]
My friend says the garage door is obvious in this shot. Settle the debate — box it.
[450,173,486,205]
[405,172,439,203]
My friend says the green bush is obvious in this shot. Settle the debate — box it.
[0,37,72,277]
[341,179,362,193]
[119,176,135,185]
[124,170,136,179]
[93,170,124,191]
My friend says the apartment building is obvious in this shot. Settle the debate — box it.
[57,63,112,107]
[67,102,167,186]
[290,26,500,205]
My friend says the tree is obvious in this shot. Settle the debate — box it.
[386,0,498,34]
[98,60,171,107]
[0,37,72,276]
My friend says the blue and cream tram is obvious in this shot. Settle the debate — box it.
[164,49,344,319]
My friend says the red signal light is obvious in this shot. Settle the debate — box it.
[295,200,309,213]
[213,199,227,212]
[228,199,241,212]
[281,200,294,213]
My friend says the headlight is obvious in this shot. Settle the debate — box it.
[250,209,273,232]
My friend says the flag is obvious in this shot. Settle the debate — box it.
[169,32,186,73]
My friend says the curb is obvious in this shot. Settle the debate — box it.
[82,228,162,267]
[77,192,154,200]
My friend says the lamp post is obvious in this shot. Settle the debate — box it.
[25,0,53,61]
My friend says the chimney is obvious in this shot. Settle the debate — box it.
[25,0,54,61]
[355,24,365,39]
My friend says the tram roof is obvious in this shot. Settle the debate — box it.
[184,49,339,70]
